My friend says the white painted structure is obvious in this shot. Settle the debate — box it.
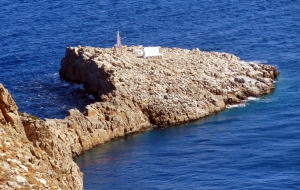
[143,47,163,58]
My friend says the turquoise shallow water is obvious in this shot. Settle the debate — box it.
[1,0,300,189]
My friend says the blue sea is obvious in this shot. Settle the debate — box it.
[1,0,300,189]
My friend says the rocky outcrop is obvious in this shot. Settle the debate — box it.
[60,46,278,126]
[1,81,149,189]
[0,84,83,190]
[0,81,151,189]
[1,45,278,189]
[21,98,150,158]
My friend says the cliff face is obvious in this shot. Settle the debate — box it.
[0,84,82,190]
[60,46,278,126]
[0,82,149,189]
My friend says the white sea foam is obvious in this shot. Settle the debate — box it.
[250,60,268,64]
[226,103,246,109]
[247,97,259,101]
[227,97,260,109]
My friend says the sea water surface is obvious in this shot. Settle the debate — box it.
[1,0,300,189]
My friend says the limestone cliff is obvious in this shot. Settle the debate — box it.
[0,84,83,190]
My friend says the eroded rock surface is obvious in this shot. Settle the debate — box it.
[0,82,151,189]
[0,45,278,189]
[0,84,83,190]
[60,46,278,126]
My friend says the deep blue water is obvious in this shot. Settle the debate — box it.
[1,0,300,189]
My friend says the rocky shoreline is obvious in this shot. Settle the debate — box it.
[60,45,278,126]
[0,45,278,189]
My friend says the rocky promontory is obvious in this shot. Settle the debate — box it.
[0,45,278,189]
[60,45,278,126]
